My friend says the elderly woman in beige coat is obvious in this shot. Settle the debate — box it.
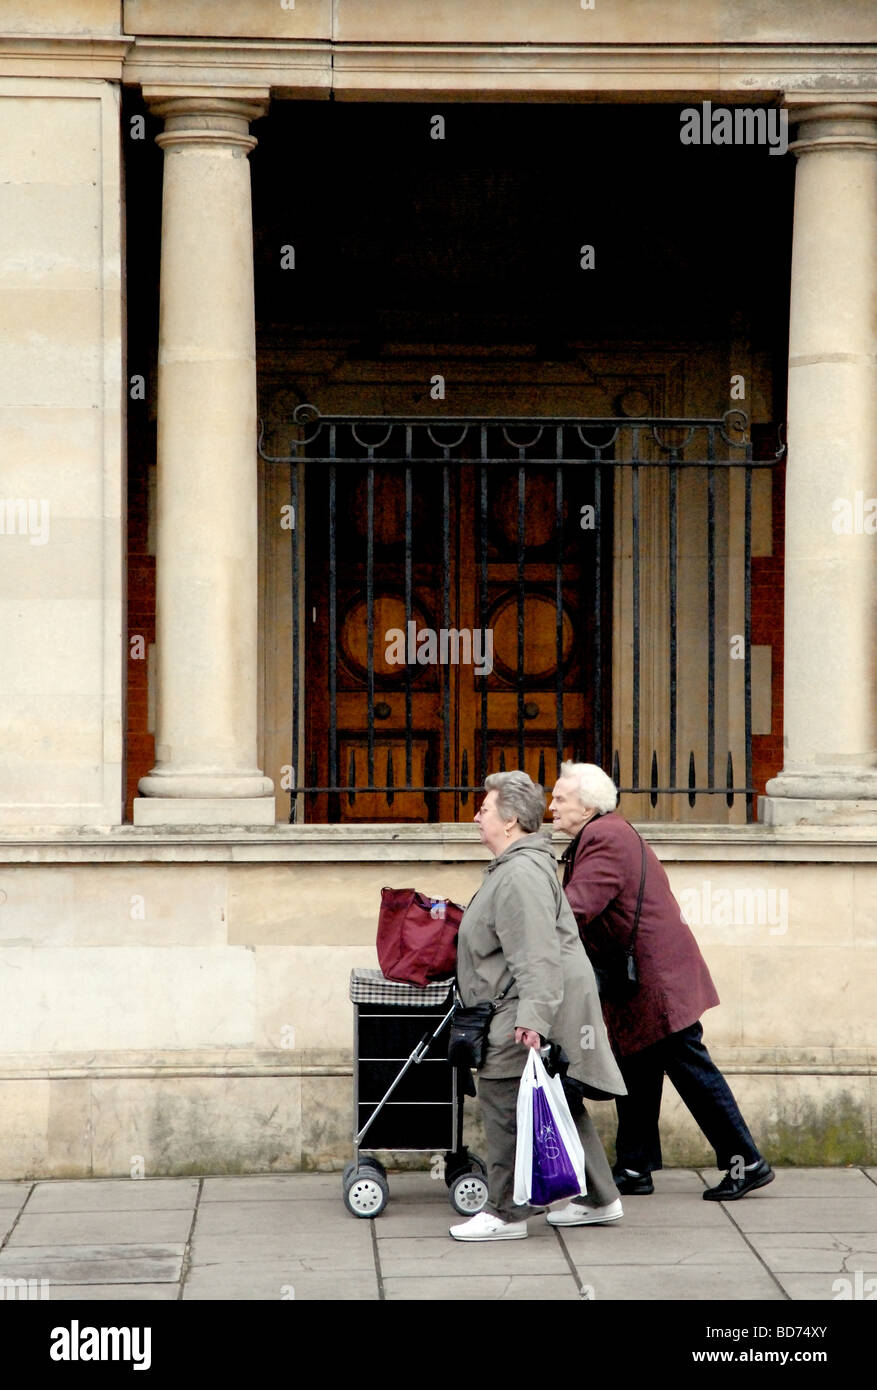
[450,770,626,1242]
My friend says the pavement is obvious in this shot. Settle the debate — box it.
[1,1167,876,1302]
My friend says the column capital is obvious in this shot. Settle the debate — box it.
[144,86,270,152]
[783,99,877,157]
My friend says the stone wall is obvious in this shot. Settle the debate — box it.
[0,832,874,1177]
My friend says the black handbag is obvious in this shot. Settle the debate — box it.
[448,981,513,1070]
[591,832,647,1005]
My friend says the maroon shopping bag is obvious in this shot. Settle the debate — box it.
[376,888,463,987]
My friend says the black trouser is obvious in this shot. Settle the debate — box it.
[614,1021,761,1174]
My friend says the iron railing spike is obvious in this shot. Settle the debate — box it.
[348,748,356,806]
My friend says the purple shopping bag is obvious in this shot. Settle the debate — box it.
[529,1082,581,1206]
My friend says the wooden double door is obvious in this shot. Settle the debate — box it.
[305,459,612,821]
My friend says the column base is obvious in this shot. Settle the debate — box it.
[759,796,877,827]
[133,797,276,827]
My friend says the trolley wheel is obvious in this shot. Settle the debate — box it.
[342,1156,386,1188]
[449,1169,489,1216]
[344,1169,390,1219]
[444,1149,488,1186]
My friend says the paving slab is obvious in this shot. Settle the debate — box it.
[745,1231,877,1273]
[376,1230,570,1277]
[192,1197,359,1238]
[558,1263,786,1301]
[0,1244,184,1284]
[7,1209,194,1247]
[200,1175,340,1203]
[560,1224,760,1267]
[0,1212,18,1244]
[373,1202,479,1237]
[26,1179,200,1213]
[725,1198,877,1234]
[41,1283,181,1301]
[383,1274,582,1300]
[596,1196,731,1229]
[0,1183,30,1210]
[650,1170,713,1194]
[774,1271,877,1300]
[188,1232,376,1271]
[183,1263,379,1301]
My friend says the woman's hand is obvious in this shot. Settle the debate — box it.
[515,1027,542,1049]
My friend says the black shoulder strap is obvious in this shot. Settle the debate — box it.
[628,828,648,950]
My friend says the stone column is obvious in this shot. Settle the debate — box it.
[762,102,877,825]
[134,90,275,825]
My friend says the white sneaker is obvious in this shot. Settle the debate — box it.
[449,1211,528,1241]
[547,1197,624,1226]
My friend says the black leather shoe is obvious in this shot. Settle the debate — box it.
[613,1169,654,1196]
[702,1159,775,1201]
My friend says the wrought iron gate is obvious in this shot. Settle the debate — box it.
[259,407,784,823]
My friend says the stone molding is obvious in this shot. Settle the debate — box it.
[125,38,330,94]
[0,36,131,79]
[787,99,877,155]
[1,824,876,862]
[0,1047,873,1080]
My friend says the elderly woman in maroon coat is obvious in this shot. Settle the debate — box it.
[550,762,774,1201]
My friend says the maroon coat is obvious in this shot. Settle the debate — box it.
[561,812,719,1056]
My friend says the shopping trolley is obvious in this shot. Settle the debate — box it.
[343,968,488,1219]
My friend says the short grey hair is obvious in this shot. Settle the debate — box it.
[558,761,618,815]
[484,771,546,833]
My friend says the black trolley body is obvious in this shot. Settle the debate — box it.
[343,968,488,1218]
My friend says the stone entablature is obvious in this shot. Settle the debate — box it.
[2,31,877,98]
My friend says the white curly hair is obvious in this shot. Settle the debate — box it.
[558,761,618,815]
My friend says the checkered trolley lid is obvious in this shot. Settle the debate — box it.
[349,968,455,1006]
